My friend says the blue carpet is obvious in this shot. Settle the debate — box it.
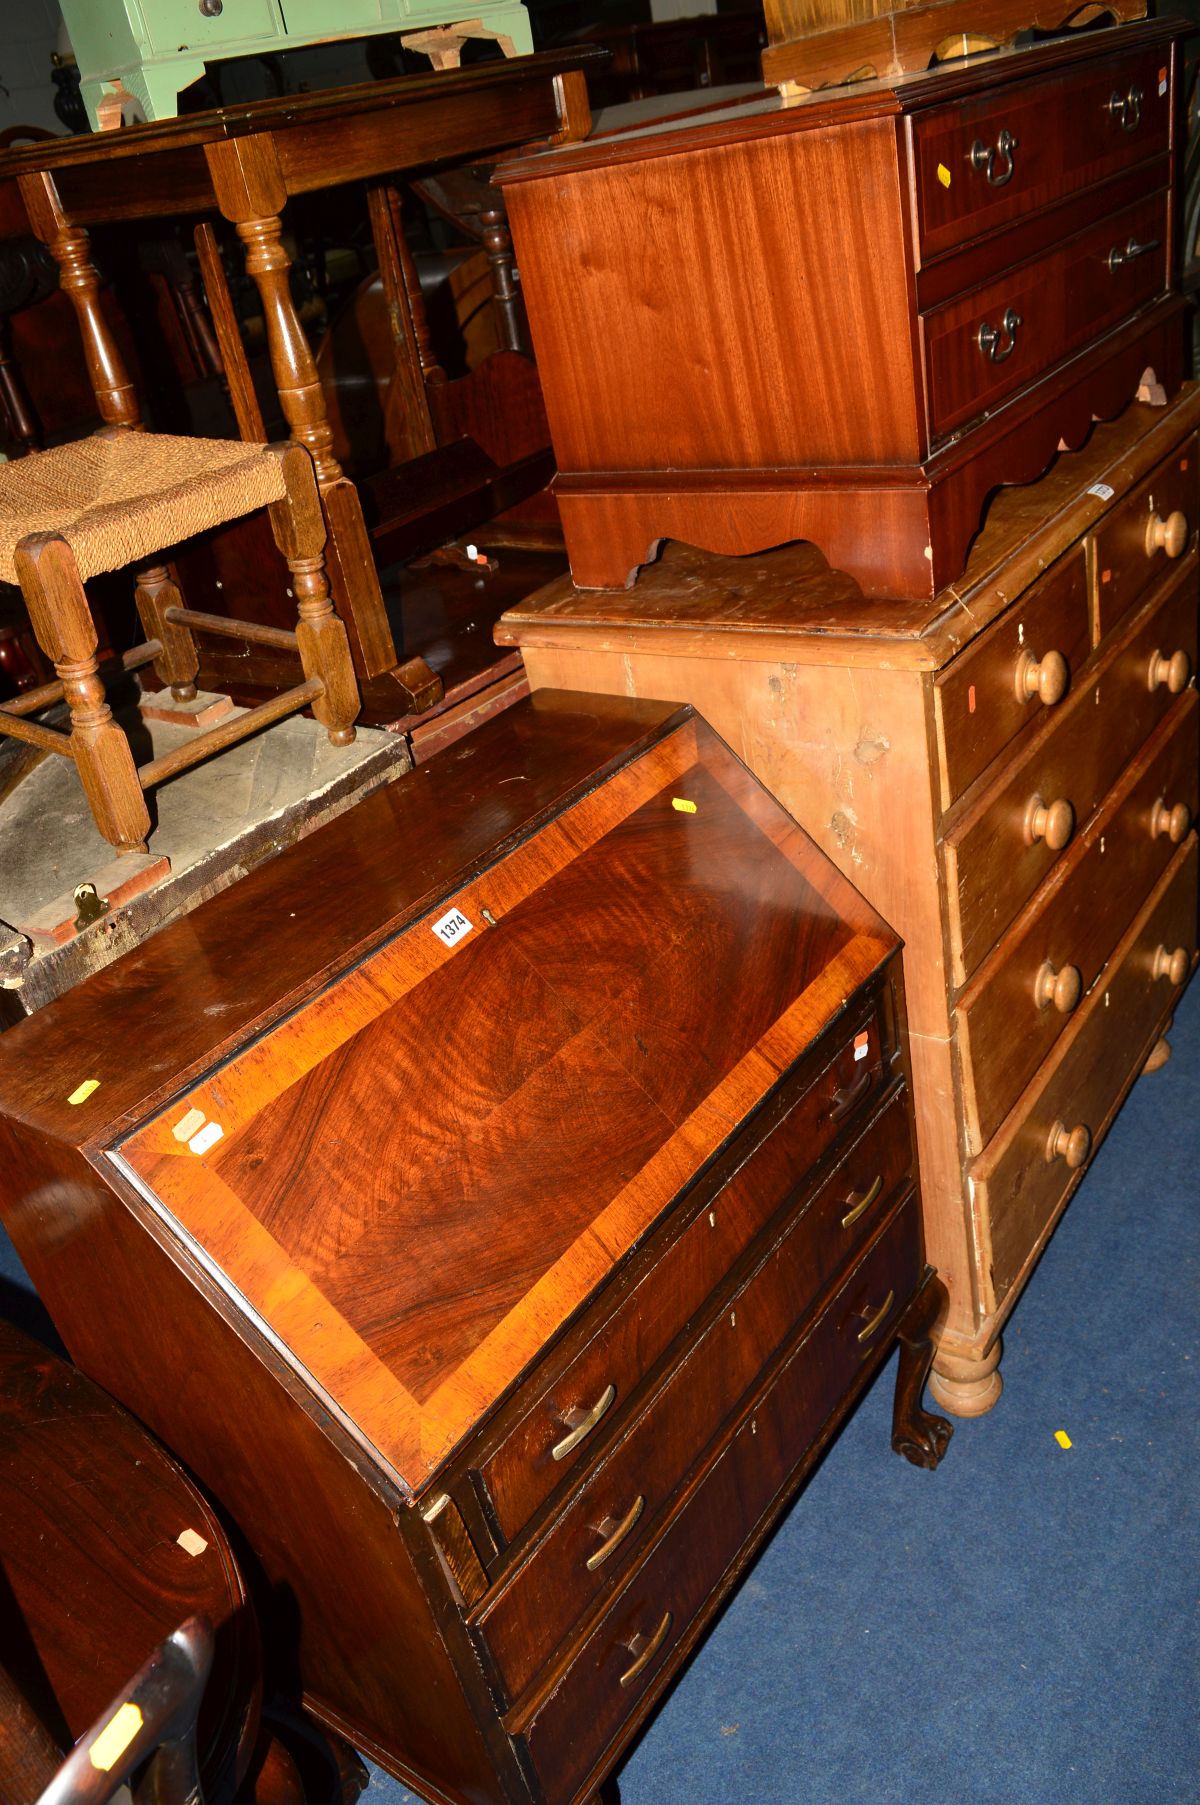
[3,982,1197,1805]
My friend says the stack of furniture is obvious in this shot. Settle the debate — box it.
[0,691,950,1805]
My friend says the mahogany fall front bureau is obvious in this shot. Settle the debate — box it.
[0,693,950,1805]
[495,19,1185,602]
[497,388,1200,1416]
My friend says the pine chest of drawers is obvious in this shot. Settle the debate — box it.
[497,387,1200,1415]
[495,20,1185,603]
[0,692,950,1805]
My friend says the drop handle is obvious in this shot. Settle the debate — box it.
[1014,647,1068,705]
[841,1173,883,1228]
[970,127,1017,185]
[1150,799,1191,842]
[619,1610,672,1687]
[1033,960,1082,1014]
[586,1495,646,1571]
[855,1289,896,1346]
[551,1383,616,1462]
[1108,84,1143,131]
[1147,647,1191,692]
[1152,944,1190,985]
[1144,512,1189,559]
[978,306,1022,363]
[830,1066,872,1123]
[1045,1119,1091,1168]
[1023,794,1075,850]
[1107,236,1159,272]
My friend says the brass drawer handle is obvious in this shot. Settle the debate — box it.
[619,1610,672,1687]
[551,1383,616,1462]
[830,1066,872,1123]
[1152,944,1189,985]
[1014,647,1068,706]
[977,306,1022,364]
[841,1174,883,1228]
[1045,1119,1091,1169]
[1151,798,1191,843]
[1108,84,1143,131]
[1147,647,1191,692]
[856,1289,895,1346]
[1023,794,1074,851]
[1107,235,1159,272]
[586,1495,646,1571]
[1033,959,1082,1014]
[970,127,1017,185]
[1145,512,1189,560]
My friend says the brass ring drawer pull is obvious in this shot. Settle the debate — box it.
[1151,799,1191,843]
[1023,794,1074,850]
[970,127,1017,185]
[1108,84,1143,131]
[978,306,1022,364]
[830,1066,872,1123]
[1147,647,1191,692]
[1033,960,1082,1014]
[1045,1119,1091,1168]
[1014,647,1068,705]
[551,1383,616,1462]
[841,1174,883,1228]
[619,1610,673,1687]
[1107,236,1159,272]
[1152,944,1189,985]
[856,1289,895,1346]
[586,1495,646,1571]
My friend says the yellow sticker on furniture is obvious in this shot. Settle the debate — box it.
[67,1080,99,1106]
[89,1702,143,1771]
[672,798,697,814]
[1054,1429,1072,1449]
[937,163,952,188]
[177,1527,208,1557]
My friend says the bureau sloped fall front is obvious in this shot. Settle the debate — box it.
[0,695,950,1805]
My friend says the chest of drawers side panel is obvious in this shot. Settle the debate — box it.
[0,1121,514,1804]
[503,120,921,474]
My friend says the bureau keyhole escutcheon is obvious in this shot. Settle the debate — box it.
[970,127,1017,185]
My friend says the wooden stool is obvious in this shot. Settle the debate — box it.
[0,430,360,854]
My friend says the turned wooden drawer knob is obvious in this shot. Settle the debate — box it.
[1151,798,1192,842]
[1014,647,1068,705]
[1144,509,1189,559]
[1152,944,1189,985]
[1033,959,1082,1013]
[1023,794,1074,850]
[1045,1118,1091,1168]
[1147,648,1192,693]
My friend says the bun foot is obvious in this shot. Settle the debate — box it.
[1142,1035,1172,1074]
[929,1338,1003,1418]
[891,1269,954,1469]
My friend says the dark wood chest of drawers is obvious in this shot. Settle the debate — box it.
[0,694,949,1805]
[496,20,1185,602]
[497,389,1199,1418]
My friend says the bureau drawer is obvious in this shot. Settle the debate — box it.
[509,1192,922,1798]
[471,1000,892,1543]
[1091,435,1198,640]
[958,694,1199,1151]
[945,563,1198,983]
[923,191,1168,441]
[911,43,1173,263]
[473,1088,914,1701]
[973,837,1196,1317]
[936,549,1089,808]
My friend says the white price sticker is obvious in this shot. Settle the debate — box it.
[432,907,474,948]
[1087,482,1115,502]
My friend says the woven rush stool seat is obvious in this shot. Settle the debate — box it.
[0,427,360,857]
[0,432,288,584]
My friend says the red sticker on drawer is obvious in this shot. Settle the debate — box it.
[854,1031,870,1062]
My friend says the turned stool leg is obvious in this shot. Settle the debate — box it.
[134,564,199,702]
[266,441,359,747]
[14,533,151,852]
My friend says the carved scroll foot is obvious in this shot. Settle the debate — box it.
[890,1268,953,1469]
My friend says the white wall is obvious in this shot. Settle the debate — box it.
[0,0,68,136]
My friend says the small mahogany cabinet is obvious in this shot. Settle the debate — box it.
[497,391,1200,1418]
[495,19,1185,601]
[0,693,950,1805]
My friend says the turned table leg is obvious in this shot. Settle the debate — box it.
[890,1269,953,1468]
